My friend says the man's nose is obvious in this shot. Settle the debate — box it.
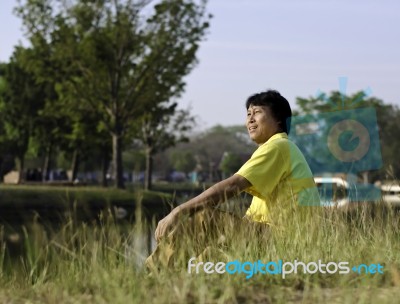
[247,113,255,123]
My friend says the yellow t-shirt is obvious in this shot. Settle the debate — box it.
[236,132,320,224]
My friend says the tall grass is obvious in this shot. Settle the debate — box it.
[1,197,400,303]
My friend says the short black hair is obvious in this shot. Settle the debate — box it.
[245,90,292,134]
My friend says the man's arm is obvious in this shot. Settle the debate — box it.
[154,174,251,242]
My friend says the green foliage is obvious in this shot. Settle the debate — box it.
[170,150,196,173]
[123,150,146,172]
[175,124,254,173]
[14,0,211,188]
[0,48,52,181]
[137,107,197,189]
[219,152,243,176]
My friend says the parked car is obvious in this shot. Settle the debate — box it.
[314,177,350,207]
[167,171,187,182]
[380,184,400,207]
[48,169,69,181]
[314,176,381,208]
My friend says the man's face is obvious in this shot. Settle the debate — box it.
[246,104,280,145]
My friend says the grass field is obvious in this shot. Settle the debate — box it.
[0,186,400,303]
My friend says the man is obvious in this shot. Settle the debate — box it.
[148,90,319,267]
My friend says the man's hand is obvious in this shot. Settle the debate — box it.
[153,175,251,243]
[155,211,178,242]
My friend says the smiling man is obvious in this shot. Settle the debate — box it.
[235,91,320,224]
[146,90,320,269]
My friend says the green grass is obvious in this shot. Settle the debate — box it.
[0,185,173,224]
[0,193,400,303]
[0,184,172,206]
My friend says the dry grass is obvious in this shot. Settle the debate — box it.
[0,197,400,303]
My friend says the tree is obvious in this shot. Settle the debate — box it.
[55,81,113,185]
[16,0,210,188]
[192,125,254,179]
[160,125,255,182]
[0,64,17,180]
[219,152,243,178]
[12,0,75,182]
[170,150,196,174]
[137,106,196,189]
[0,48,49,183]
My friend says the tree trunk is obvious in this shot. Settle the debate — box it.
[101,147,110,188]
[70,149,80,182]
[112,133,125,189]
[144,146,153,190]
[42,143,53,182]
[16,135,29,184]
[0,157,3,182]
[16,155,25,184]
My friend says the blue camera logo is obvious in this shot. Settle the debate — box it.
[289,78,383,205]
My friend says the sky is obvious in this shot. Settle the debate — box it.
[1,0,400,129]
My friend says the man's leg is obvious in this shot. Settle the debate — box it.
[145,208,242,271]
